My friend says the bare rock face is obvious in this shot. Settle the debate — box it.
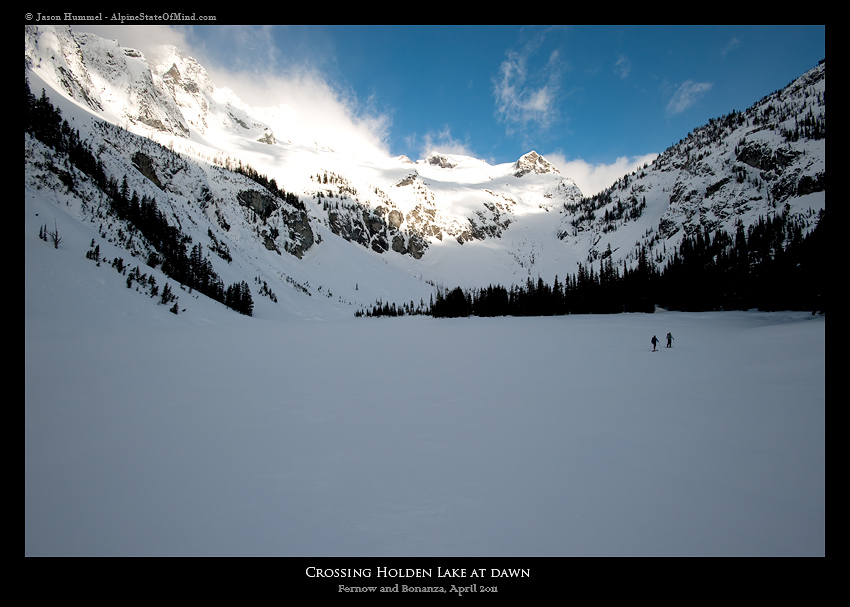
[425,153,457,169]
[286,210,314,259]
[131,152,164,190]
[387,209,404,229]
[258,131,277,145]
[237,190,278,220]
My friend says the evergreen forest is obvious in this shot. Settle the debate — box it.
[360,206,825,318]
[415,209,825,319]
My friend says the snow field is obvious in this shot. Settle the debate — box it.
[25,310,824,556]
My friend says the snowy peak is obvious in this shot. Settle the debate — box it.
[513,151,560,177]
[24,25,274,143]
[149,46,217,133]
[26,25,192,137]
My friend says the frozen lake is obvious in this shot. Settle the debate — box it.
[25,311,825,556]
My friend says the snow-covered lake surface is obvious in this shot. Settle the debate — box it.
[25,307,825,556]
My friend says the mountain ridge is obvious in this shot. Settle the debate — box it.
[25,25,825,321]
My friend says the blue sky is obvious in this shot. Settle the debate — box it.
[82,25,825,195]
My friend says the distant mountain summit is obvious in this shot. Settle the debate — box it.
[514,151,560,177]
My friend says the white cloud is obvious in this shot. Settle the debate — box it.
[206,65,392,156]
[408,128,475,160]
[545,152,659,197]
[614,55,631,79]
[720,38,741,58]
[666,80,713,115]
[493,43,562,136]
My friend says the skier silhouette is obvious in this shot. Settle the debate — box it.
[651,335,659,351]
[666,332,674,348]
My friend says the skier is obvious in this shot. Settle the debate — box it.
[666,332,674,348]
[651,335,659,351]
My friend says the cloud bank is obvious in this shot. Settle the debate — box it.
[546,152,659,198]
[403,127,476,160]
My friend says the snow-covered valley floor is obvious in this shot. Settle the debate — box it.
[25,307,825,556]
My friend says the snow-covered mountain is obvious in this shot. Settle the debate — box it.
[25,25,825,321]
[559,61,825,273]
